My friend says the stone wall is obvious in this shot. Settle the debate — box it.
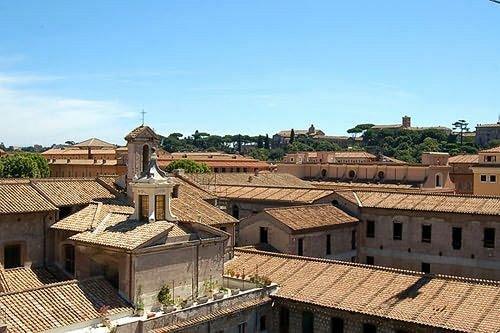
[271,299,448,333]
[239,213,357,260]
[357,209,500,280]
[0,211,56,268]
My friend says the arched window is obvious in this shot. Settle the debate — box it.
[332,199,339,206]
[142,145,150,173]
[232,204,240,219]
[63,244,75,275]
[321,169,327,178]
[435,173,442,188]
[348,170,356,178]
[378,171,385,180]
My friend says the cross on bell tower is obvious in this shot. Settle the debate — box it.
[141,109,147,126]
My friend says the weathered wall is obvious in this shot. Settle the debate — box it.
[0,211,56,267]
[357,209,500,280]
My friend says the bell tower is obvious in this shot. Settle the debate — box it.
[125,125,160,197]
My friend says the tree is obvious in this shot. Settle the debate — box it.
[452,120,470,147]
[0,153,50,178]
[264,134,270,149]
[289,129,295,144]
[164,159,210,173]
[256,135,264,149]
[268,148,285,161]
[249,148,269,161]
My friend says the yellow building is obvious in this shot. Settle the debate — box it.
[472,146,500,196]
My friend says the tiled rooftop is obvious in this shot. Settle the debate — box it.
[185,172,313,189]
[263,204,358,232]
[210,185,334,203]
[225,249,500,333]
[0,267,61,293]
[449,154,479,164]
[0,181,57,214]
[481,145,500,153]
[30,178,118,207]
[336,190,500,216]
[0,278,132,333]
[69,213,175,250]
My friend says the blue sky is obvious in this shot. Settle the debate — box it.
[0,0,499,146]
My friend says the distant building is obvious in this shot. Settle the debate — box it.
[272,124,325,147]
[158,151,271,173]
[0,148,5,158]
[278,152,455,192]
[471,145,500,196]
[475,121,500,147]
[448,154,478,194]
[371,115,452,133]
[283,151,377,164]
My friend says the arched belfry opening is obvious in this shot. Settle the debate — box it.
[142,144,150,173]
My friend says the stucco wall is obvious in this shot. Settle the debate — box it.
[0,211,56,267]
[357,209,500,280]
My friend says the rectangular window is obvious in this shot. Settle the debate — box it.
[480,174,487,182]
[4,244,22,268]
[331,317,344,333]
[393,222,403,240]
[484,228,495,248]
[366,220,375,238]
[302,311,314,333]
[326,234,332,255]
[260,227,268,244]
[155,195,166,220]
[260,315,266,331]
[422,225,432,243]
[139,195,149,221]
[366,256,374,265]
[298,238,304,256]
[452,227,462,250]
[490,175,497,183]
[238,322,247,333]
[279,307,290,333]
[63,244,75,274]
[422,262,431,274]
[363,323,377,333]
[351,230,356,250]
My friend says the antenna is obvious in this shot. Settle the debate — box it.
[141,109,147,126]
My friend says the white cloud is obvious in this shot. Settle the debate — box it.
[0,73,136,146]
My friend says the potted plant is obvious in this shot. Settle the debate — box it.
[230,287,240,296]
[157,285,175,313]
[212,282,225,300]
[181,297,194,309]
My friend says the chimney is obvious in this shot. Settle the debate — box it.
[402,116,411,128]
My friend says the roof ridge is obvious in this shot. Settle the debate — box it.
[263,203,333,211]
[0,279,78,297]
[352,189,500,200]
[233,248,500,286]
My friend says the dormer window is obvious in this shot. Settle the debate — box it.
[139,195,149,221]
[155,195,166,220]
[172,185,180,198]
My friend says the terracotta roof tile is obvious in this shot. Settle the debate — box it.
[449,155,479,164]
[69,213,174,250]
[31,178,117,207]
[225,249,500,333]
[212,185,334,203]
[337,191,500,216]
[0,267,61,293]
[73,137,116,148]
[185,172,310,189]
[263,204,358,232]
[0,182,56,214]
[481,145,500,153]
[0,278,132,333]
